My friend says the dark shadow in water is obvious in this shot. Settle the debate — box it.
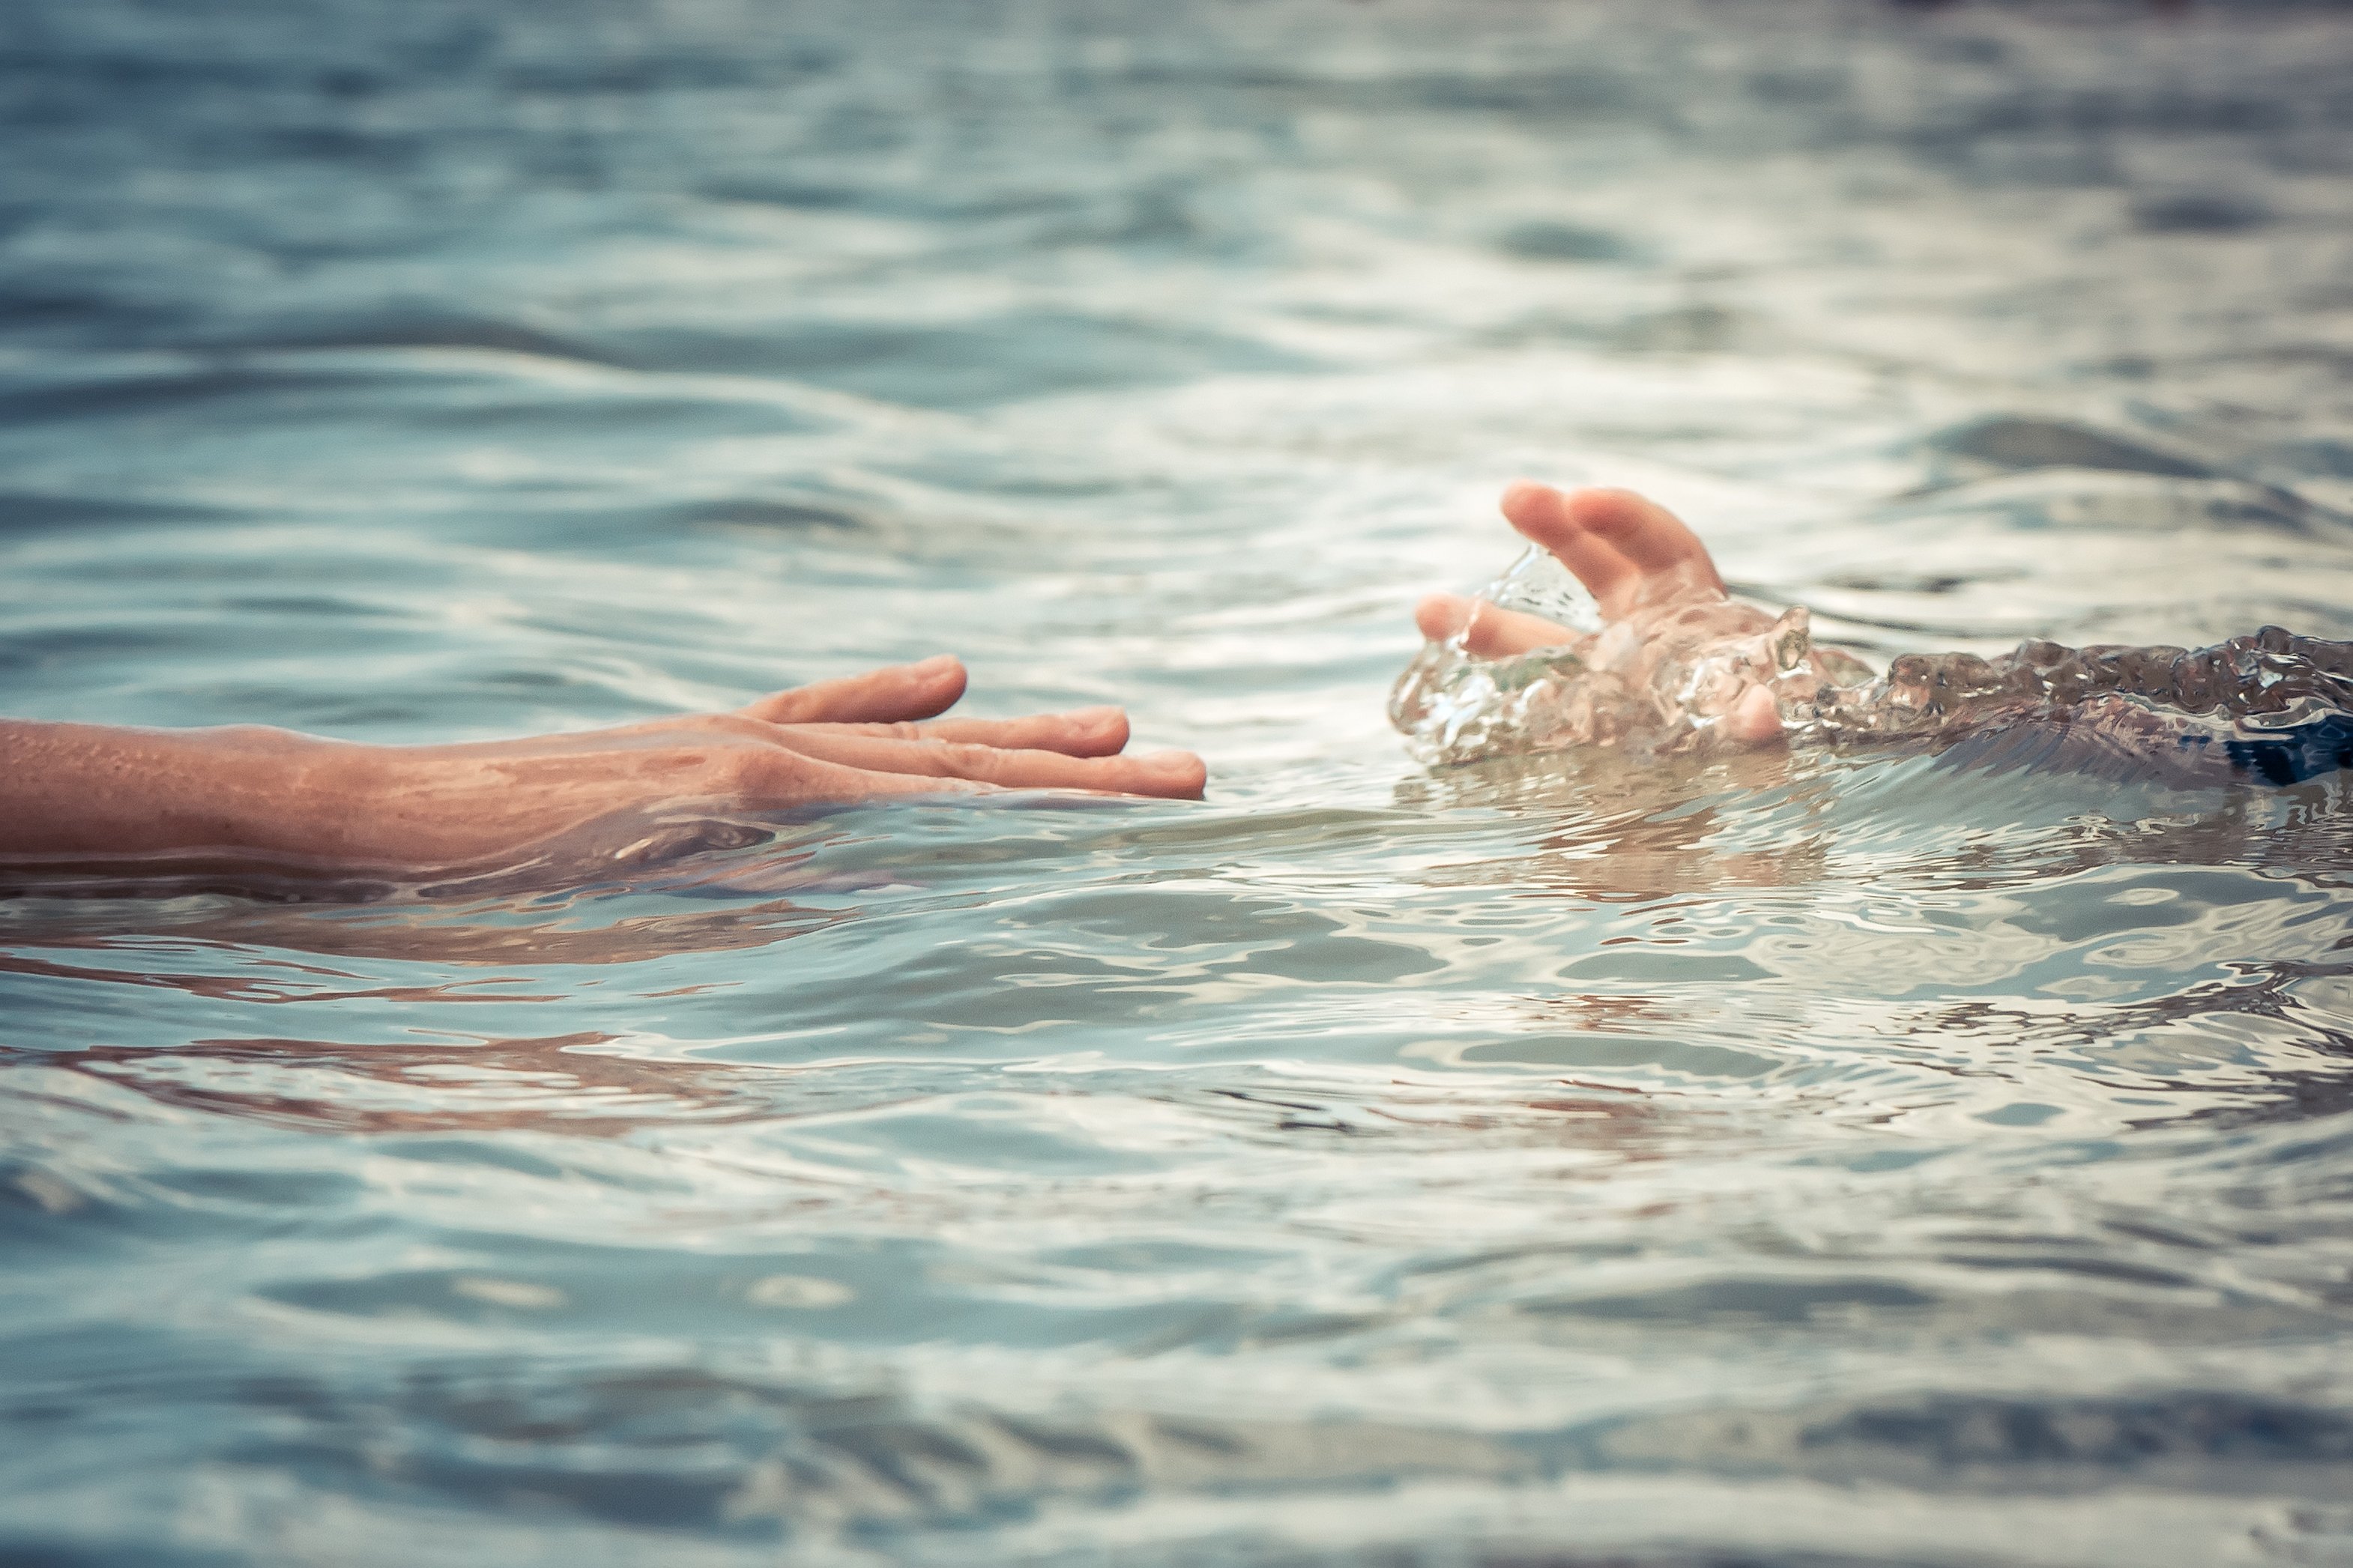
[1925,414,2211,481]
[225,1358,1532,1545]
[1595,1387,2353,1489]
[193,1357,2353,1552]
[1273,1554,1946,1568]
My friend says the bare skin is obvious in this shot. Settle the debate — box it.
[1413,483,2353,790]
[10,484,2327,888]
[1413,482,1828,748]
[0,656,1206,874]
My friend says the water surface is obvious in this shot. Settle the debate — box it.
[4,1,2353,1564]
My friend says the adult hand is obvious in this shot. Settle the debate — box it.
[1,656,1206,873]
[1409,484,1868,751]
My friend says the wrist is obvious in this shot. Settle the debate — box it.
[0,720,389,862]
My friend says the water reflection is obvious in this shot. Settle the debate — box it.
[7,0,2353,1561]
[25,1032,772,1136]
[0,817,854,972]
[1401,751,1834,898]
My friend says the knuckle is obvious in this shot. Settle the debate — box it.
[944,741,1008,777]
[756,689,811,719]
[710,742,779,793]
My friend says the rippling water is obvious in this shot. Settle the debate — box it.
[6,1,2353,1564]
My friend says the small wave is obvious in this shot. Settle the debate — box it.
[0,489,232,536]
[211,309,617,369]
[1925,416,2212,481]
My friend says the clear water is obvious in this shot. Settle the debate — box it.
[1389,540,2353,769]
[5,1,2353,1564]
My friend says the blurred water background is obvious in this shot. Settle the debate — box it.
[5,0,2353,1563]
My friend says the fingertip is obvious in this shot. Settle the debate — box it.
[1499,479,1568,529]
[1142,748,1208,799]
[908,653,967,712]
[912,652,966,684]
[1416,593,1473,641]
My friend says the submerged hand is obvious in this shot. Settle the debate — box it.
[1,656,1206,873]
[1411,484,1864,751]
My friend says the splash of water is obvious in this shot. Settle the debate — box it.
[1392,549,2353,778]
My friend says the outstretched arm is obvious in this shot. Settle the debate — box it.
[0,656,1206,873]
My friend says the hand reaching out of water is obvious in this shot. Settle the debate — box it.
[1398,482,2353,784]
[1404,483,1870,754]
[0,656,1206,874]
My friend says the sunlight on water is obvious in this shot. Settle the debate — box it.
[4,1,2353,1564]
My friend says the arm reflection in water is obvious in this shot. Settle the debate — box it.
[15,1031,776,1138]
[0,655,1206,877]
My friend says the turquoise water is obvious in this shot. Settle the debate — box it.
[4,1,2353,1564]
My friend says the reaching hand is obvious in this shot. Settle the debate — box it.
[1406,483,1870,754]
[544,655,1204,805]
[1,656,1206,873]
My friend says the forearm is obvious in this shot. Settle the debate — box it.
[1,720,776,871]
[0,720,394,862]
[0,664,1200,877]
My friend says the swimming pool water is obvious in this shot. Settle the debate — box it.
[4,1,2353,1564]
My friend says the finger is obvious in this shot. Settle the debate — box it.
[1724,683,1786,747]
[1499,481,1647,611]
[1565,488,1720,578]
[1557,486,1726,611]
[1416,593,1586,659]
[803,706,1131,758]
[780,730,1207,799]
[1501,482,1727,618]
[745,748,991,806]
[738,656,967,725]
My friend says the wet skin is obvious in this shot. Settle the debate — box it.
[1420,484,2353,790]
[4,480,2309,879]
[1413,482,1831,748]
[0,656,1206,873]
